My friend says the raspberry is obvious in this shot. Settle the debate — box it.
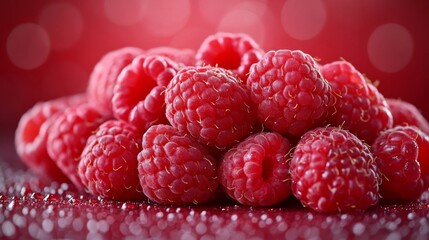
[165,66,257,149]
[77,120,145,201]
[47,104,109,190]
[112,55,181,132]
[138,124,218,205]
[218,132,292,206]
[87,47,144,116]
[146,46,195,66]
[15,94,87,182]
[321,60,393,143]
[247,50,333,137]
[195,32,264,80]
[372,126,429,201]
[387,98,429,135]
[290,127,380,213]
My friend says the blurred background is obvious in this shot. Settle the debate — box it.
[1,0,428,140]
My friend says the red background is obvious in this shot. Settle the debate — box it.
[1,0,428,138]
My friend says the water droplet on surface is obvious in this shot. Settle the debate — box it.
[2,220,16,237]
[42,219,54,233]
[407,212,416,220]
[352,222,365,236]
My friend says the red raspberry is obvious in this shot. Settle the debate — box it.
[87,47,144,116]
[290,127,380,213]
[247,50,333,137]
[195,32,264,80]
[15,94,87,182]
[165,66,257,149]
[372,126,429,201]
[77,120,145,201]
[112,55,181,132]
[47,104,109,190]
[218,132,292,206]
[146,46,195,66]
[321,60,393,143]
[387,98,429,135]
[138,124,218,205]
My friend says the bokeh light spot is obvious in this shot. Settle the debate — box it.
[198,0,241,25]
[6,23,50,70]
[38,2,83,51]
[281,0,327,40]
[217,10,266,46]
[367,23,414,73]
[143,0,191,37]
[104,0,148,26]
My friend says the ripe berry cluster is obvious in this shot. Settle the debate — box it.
[15,32,429,213]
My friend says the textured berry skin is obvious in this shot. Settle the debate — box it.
[290,127,380,213]
[112,55,180,132]
[146,46,195,66]
[387,98,429,135]
[247,50,333,136]
[372,126,429,201]
[47,104,109,190]
[165,66,257,149]
[218,132,292,206]
[321,60,393,144]
[87,47,144,115]
[195,32,265,80]
[138,124,218,205]
[15,94,87,182]
[78,120,145,201]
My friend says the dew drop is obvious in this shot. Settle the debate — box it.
[407,212,416,220]
[195,222,207,235]
[7,201,15,211]
[12,214,26,228]
[156,211,164,219]
[31,192,44,200]
[72,219,84,231]
[121,202,136,211]
[87,219,98,233]
[98,220,109,233]
[167,213,175,222]
[2,220,16,237]
[129,221,142,235]
[352,222,365,236]
[42,219,54,233]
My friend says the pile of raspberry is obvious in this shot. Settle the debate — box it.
[15,32,429,213]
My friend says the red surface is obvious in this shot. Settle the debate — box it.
[1,0,429,239]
